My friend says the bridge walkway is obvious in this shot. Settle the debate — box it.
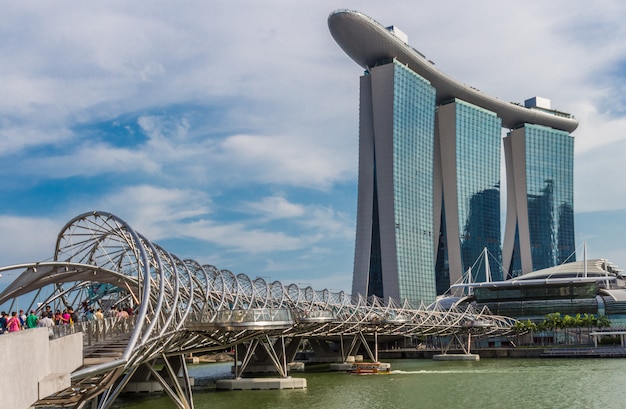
[82,333,131,365]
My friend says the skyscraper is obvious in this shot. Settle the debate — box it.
[328,10,578,305]
[352,60,437,304]
[434,100,503,295]
[502,111,576,277]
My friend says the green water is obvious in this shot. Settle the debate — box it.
[112,358,626,409]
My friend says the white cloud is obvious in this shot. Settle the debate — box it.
[96,184,212,240]
[33,143,160,178]
[0,216,60,266]
[176,201,353,255]
[94,187,352,256]
[138,115,191,145]
[243,196,306,220]
[299,206,354,241]
[218,133,356,189]
[181,220,305,254]
[2,0,626,288]
[0,124,74,156]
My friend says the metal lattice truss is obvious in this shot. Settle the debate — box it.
[0,211,516,405]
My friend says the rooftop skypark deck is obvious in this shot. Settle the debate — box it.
[328,9,578,133]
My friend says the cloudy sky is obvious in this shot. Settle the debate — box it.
[1,1,625,292]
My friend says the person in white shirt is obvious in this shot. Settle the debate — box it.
[38,312,55,338]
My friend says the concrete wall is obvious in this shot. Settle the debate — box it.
[0,328,83,409]
[49,331,83,373]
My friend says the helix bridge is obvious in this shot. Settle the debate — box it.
[0,211,516,409]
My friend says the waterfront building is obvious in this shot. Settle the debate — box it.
[434,99,503,294]
[502,102,576,278]
[352,59,437,305]
[447,258,626,327]
[328,10,578,305]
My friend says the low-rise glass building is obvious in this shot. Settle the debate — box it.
[444,259,626,327]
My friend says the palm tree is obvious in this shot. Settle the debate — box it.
[512,320,526,346]
[544,312,563,345]
[573,313,584,344]
[597,315,611,330]
[562,315,575,345]
[537,319,551,346]
[561,314,584,344]
[582,313,596,343]
[512,319,539,346]
[525,320,538,346]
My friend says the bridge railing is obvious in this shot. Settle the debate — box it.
[48,316,136,346]
[295,309,336,323]
[185,308,294,330]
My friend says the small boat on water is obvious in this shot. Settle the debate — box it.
[349,362,391,375]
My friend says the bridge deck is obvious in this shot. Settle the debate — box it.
[83,334,130,365]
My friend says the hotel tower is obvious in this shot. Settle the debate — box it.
[328,10,578,305]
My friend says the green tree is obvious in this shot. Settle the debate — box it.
[525,320,537,346]
[560,314,584,344]
[512,320,525,346]
[597,315,611,329]
[512,320,538,346]
[573,313,584,344]
[582,313,597,344]
[562,315,574,344]
[544,313,563,345]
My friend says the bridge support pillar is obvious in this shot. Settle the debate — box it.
[234,335,293,378]
[221,335,307,391]
[308,338,344,362]
[122,355,195,409]
[433,333,480,361]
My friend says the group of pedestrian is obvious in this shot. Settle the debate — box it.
[109,305,134,318]
[0,311,20,333]
[51,307,79,325]
[83,307,105,321]
[0,305,84,334]
[0,308,49,334]
[1,303,124,335]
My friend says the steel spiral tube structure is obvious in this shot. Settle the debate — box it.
[0,211,516,408]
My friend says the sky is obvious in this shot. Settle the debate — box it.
[1,1,626,292]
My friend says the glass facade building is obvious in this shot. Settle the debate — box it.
[434,100,503,295]
[352,60,437,304]
[353,65,509,306]
[329,10,578,306]
[502,124,576,277]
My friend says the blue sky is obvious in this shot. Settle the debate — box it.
[1,1,626,292]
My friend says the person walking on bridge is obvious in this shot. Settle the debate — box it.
[38,312,55,338]
[0,312,7,334]
[7,312,20,333]
[19,309,26,329]
[26,310,39,329]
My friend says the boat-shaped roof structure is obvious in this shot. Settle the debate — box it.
[328,9,578,133]
[448,259,623,292]
[513,259,623,281]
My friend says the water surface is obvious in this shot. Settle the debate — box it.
[112,358,626,409]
